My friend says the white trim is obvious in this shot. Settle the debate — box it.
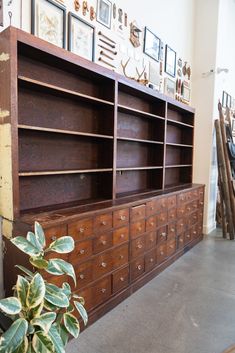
[203,221,216,235]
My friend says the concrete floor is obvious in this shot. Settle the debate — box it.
[67,230,235,353]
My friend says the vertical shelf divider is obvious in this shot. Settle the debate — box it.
[162,101,168,190]
[112,80,118,200]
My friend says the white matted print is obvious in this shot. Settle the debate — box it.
[96,0,112,28]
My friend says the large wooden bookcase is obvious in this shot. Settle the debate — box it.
[0,27,204,328]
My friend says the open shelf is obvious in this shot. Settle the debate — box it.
[19,168,113,177]
[167,118,193,128]
[117,166,163,171]
[117,137,163,145]
[166,123,193,146]
[164,166,192,189]
[167,103,194,126]
[165,145,193,166]
[118,105,165,121]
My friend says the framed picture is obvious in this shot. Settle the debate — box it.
[222,91,227,108]
[227,94,232,108]
[143,27,160,62]
[165,45,176,77]
[31,0,66,48]
[96,0,112,29]
[182,82,191,102]
[68,13,95,61]
[164,77,176,99]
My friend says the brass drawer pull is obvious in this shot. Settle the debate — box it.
[79,228,84,233]
[170,245,174,249]
[120,234,125,239]
[119,255,124,260]
[120,277,125,282]
[150,258,154,263]
[171,228,175,232]
[138,227,142,232]
[179,239,183,243]
[187,207,191,211]
[193,231,197,235]
[150,206,154,210]
[101,221,107,226]
[150,222,154,226]
[137,244,143,249]
[180,223,183,227]
[51,236,57,241]
[120,215,126,221]
[79,274,85,280]
[161,232,166,237]
[101,288,106,293]
[101,240,107,245]
[101,262,107,268]
[200,202,204,205]
[160,251,164,256]
[186,234,190,238]
[79,249,85,255]
[137,265,142,270]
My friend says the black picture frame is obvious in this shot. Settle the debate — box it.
[68,12,95,62]
[165,45,176,78]
[31,0,66,49]
[222,90,227,108]
[143,27,160,62]
[96,0,112,29]
[227,94,232,108]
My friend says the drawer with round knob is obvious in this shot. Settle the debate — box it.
[69,239,92,263]
[145,249,156,272]
[177,193,187,205]
[156,198,167,211]
[72,260,93,290]
[177,234,184,249]
[130,256,145,281]
[74,287,92,312]
[68,218,93,240]
[176,219,185,235]
[130,235,145,259]
[156,243,167,264]
[112,266,129,294]
[94,213,112,232]
[92,251,112,279]
[192,225,198,239]
[184,230,192,244]
[198,187,204,201]
[177,205,185,218]
[167,239,176,257]
[93,232,113,254]
[168,222,176,240]
[130,219,145,239]
[44,225,67,244]
[157,226,167,243]
[145,231,157,250]
[92,276,112,309]
[113,226,129,245]
[168,208,177,222]
[146,216,157,231]
[130,204,146,221]
[156,211,168,227]
[146,200,158,216]
[113,208,129,228]
[112,244,129,270]
[167,195,176,209]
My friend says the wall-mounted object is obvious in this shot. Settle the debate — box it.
[182,61,187,76]
[143,27,160,62]
[99,38,115,48]
[0,0,3,26]
[96,0,112,28]
[124,13,127,27]
[164,77,176,98]
[74,0,80,11]
[222,91,228,108]
[165,44,176,77]
[90,6,96,20]
[130,22,141,48]
[113,3,116,18]
[177,68,182,77]
[227,94,232,108]
[182,81,190,103]
[159,40,164,61]
[98,30,116,44]
[100,50,113,60]
[98,57,115,68]
[118,8,123,23]
[82,1,89,16]
[98,44,117,55]
[31,0,66,49]
[68,12,95,61]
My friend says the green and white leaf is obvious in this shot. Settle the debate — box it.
[30,301,44,318]
[16,276,29,309]
[0,318,28,353]
[11,237,41,257]
[32,331,54,353]
[0,297,22,315]
[62,282,71,297]
[63,312,80,338]
[12,336,28,353]
[45,284,69,308]
[72,294,85,306]
[47,259,76,286]
[34,222,46,249]
[29,257,48,270]
[48,237,74,254]
[31,312,56,333]
[43,299,58,312]
[15,265,34,279]
[26,273,45,309]
[56,324,68,347]
[26,232,43,252]
[48,324,66,353]
[27,324,35,335]
[74,301,88,326]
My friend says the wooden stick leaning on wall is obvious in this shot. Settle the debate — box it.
[218,176,227,238]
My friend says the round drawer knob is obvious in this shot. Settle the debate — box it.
[193,231,197,235]
[119,255,124,260]
[120,234,125,239]
[179,239,183,243]
[150,258,154,263]
[180,223,183,227]
[79,228,84,233]
[200,202,203,205]
[137,244,143,249]
[150,206,154,210]
[150,238,154,242]
[138,227,142,232]
[102,240,107,245]
[51,236,57,241]
[187,207,191,211]
[160,251,164,256]
[171,228,175,232]
[101,262,107,268]
[120,277,124,282]
[120,215,126,221]
[162,233,166,237]
[137,265,142,270]
[101,288,106,293]
[193,205,197,208]
[79,274,85,280]
[80,249,85,254]
[101,221,107,226]
[170,245,174,249]
[186,235,190,238]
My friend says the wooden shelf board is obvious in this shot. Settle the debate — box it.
[19,168,113,177]
[118,104,165,121]
[18,75,114,106]
[167,118,194,128]
[166,142,193,148]
[165,164,192,169]
[116,188,162,199]
[116,166,163,171]
[18,124,114,140]
[117,136,164,145]
[164,182,192,190]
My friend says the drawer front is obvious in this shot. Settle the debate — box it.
[113,226,129,245]
[192,225,198,239]
[178,234,184,249]
[168,208,177,222]
[68,219,93,241]
[44,273,68,288]
[146,216,157,231]
[198,187,204,200]
[93,251,112,279]
[146,200,157,216]
[167,195,176,209]
[112,244,129,270]
[184,230,192,244]
[145,249,156,272]
[198,224,203,236]
[186,191,192,202]
[191,189,198,199]
[145,231,157,250]
[130,219,145,239]
[191,212,198,226]
[177,193,187,205]
[176,219,185,235]
[177,205,185,218]
[167,239,176,257]
[130,204,146,221]
[130,257,145,281]
[112,266,129,294]
[113,208,129,228]
[94,213,112,232]
[156,197,167,211]
[198,209,203,223]
[157,226,167,243]
[156,211,168,227]
[185,202,193,215]
[168,222,176,239]
[92,276,112,308]
[44,225,67,243]
[130,235,145,259]
[191,200,198,212]
[156,243,167,264]
[93,232,113,254]
[76,287,92,312]
[74,261,93,289]
[70,240,92,263]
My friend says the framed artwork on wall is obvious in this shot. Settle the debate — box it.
[222,91,227,108]
[143,27,160,62]
[227,94,232,108]
[68,12,95,61]
[165,44,176,77]
[182,82,191,103]
[164,77,176,99]
[96,0,112,28]
[31,0,66,48]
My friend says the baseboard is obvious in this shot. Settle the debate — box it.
[203,221,216,235]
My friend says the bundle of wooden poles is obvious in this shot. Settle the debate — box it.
[215,103,235,240]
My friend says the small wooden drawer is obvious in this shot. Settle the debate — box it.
[94,213,112,232]
[113,208,129,228]
[112,266,129,294]
[178,234,184,249]
[92,276,112,308]
[177,205,185,218]
[92,251,112,279]
[192,225,198,239]
[176,219,185,235]
[76,287,92,312]
[146,216,157,231]
[68,218,93,241]
[130,204,146,221]
[113,226,129,245]
[156,211,168,227]
[167,195,176,209]
[44,225,67,243]
[191,212,198,225]
[70,240,92,263]
[130,257,145,281]
[131,235,145,259]
[184,230,192,244]
[156,197,167,211]
[145,249,156,272]
[198,224,203,236]
[185,203,192,215]
[168,222,176,239]
[112,244,129,270]
[168,208,177,222]
[177,193,187,205]
[130,219,145,239]
[199,200,204,208]
[145,232,157,250]
[156,243,167,264]
[198,210,203,222]
[167,239,176,257]
[44,273,68,287]
[74,261,93,289]
[192,189,199,199]
[157,226,167,243]
[186,192,192,202]
[191,200,198,211]
[93,232,113,254]
[198,187,204,200]
[146,200,157,216]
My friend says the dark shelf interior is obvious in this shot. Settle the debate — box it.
[167,103,194,126]
[165,145,193,166]
[166,123,193,145]
[164,166,192,188]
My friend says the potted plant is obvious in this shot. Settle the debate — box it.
[0,222,87,352]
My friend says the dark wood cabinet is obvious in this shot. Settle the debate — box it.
[0,27,204,330]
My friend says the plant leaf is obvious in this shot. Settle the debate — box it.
[0,318,28,353]
[34,222,46,249]
[32,331,54,353]
[12,336,28,353]
[30,301,44,319]
[48,324,66,353]
[57,324,68,347]
[74,301,88,326]
[63,312,80,338]
[11,237,41,257]
[0,297,22,315]
[29,257,48,270]
[48,237,74,254]
[43,299,58,312]
[45,283,69,308]
[72,295,85,306]
[31,312,56,333]
[47,259,76,286]
[62,282,71,297]
[26,273,45,309]
[26,232,43,252]
[15,265,34,279]
[16,276,29,309]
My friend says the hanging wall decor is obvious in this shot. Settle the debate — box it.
[31,0,66,48]
[130,21,141,48]
[164,77,176,98]
[165,44,176,77]
[0,0,3,26]
[222,91,227,108]
[82,1,89,16]
[143,27,160,62]
[96,0,112,28]
[74,0,80,11]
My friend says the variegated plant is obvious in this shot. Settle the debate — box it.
[0,222,88,353]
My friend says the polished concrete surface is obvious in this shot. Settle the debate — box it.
[67,230,235,353]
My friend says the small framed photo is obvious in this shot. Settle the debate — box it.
[164,77,176,99]
[31,0,66,48]
[227,94,232,108]
[165,45,176,77]
[68,12,95,61]
[182,82,191,103]
[143,27,160,62]
[96,0,112,29]
[222,91,227,108]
